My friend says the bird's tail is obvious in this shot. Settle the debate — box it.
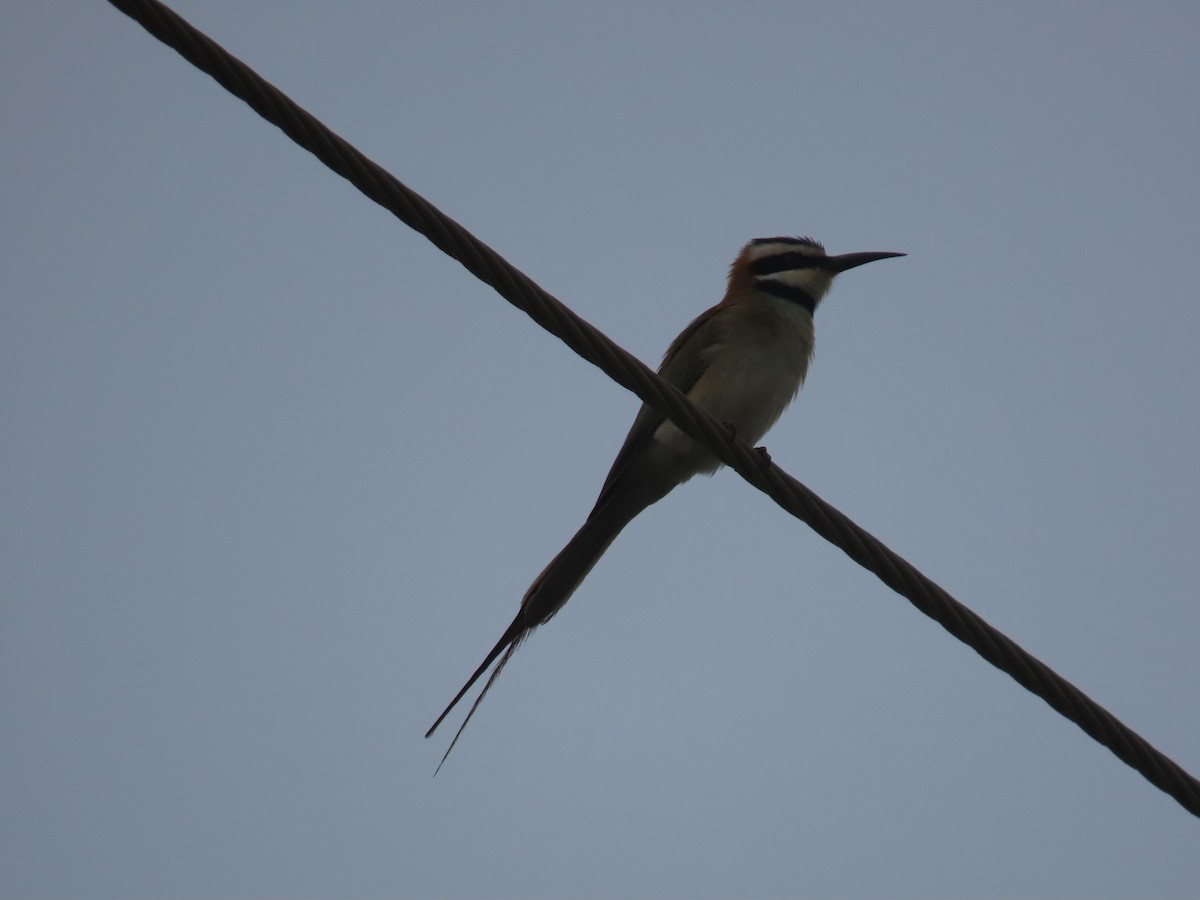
[425,504,635,772]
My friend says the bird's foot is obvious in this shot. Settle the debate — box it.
[720,420,772,469]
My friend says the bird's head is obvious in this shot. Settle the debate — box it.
[730,236,905,313]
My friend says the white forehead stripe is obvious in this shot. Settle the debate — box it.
[744,238,825,263]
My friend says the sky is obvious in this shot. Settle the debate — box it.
[3,2,1199,898]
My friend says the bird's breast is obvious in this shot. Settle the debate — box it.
[653,306,813,470]
[693,335,808,443]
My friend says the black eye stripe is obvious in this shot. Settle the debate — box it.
[749,251,828,277]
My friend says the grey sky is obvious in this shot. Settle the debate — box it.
[3,2,1198,897]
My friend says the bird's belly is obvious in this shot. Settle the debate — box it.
[652,344,807,475]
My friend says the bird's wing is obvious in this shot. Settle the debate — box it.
[589,303,725,515]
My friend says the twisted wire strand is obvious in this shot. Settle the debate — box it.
[108,0,1200,818]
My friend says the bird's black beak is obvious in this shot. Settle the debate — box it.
[828,251,906,273]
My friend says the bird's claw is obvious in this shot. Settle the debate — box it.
[720,420,772,468]
[720,420,739,442]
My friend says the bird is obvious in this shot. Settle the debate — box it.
[426,236,904,771]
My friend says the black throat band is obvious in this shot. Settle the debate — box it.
[757,280,818,314]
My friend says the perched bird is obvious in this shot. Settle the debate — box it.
[427,236,904,770]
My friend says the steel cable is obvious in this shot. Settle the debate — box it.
[108,0,1200,818]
